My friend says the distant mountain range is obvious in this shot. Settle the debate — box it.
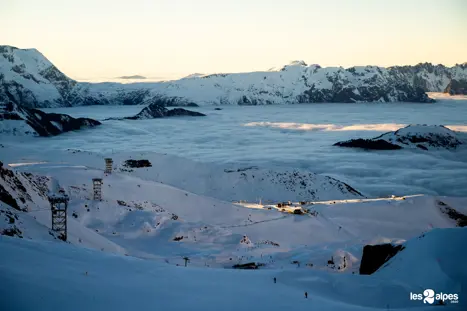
[0,45,466,108]
[117,75,147,79]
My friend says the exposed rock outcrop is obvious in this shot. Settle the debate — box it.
[0,164,50,211]
[444,79,467,95]
[108,103,205,120]
[437,200,467,227]
[232,262,259,269]
[334,125,465,151]
[123,159,152,168]
[0,102,101,136]
[359,243,405,275]
[165,108,205,117]
[333,139,402,150]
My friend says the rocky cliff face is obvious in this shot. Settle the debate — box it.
[444,78,467,95]
[359,243,405,275]
[0,162,51,212]
[0,102,101,136]
[1,45,466,108]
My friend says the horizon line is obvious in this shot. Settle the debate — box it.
[3,45,466,82]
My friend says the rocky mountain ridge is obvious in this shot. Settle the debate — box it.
[1,45,466,108]
[334,125,466,151]
[104,103,206,120]
[0,102,100,136]
[125,103,205,120]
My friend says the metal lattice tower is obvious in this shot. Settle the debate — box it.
[48,193,69,241]
[92,178,103,201]
[104,158,113,174]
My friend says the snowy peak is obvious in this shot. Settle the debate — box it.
[1,46,467,108]
[388,62,467,94]
[0,45,76,107]
[0,45,54,72]
[289,60,307,66]
[280,60,308,71]
[127,103,168,119]
[182,73,205,79]
[334,124,466,151]
[377,124,465,150]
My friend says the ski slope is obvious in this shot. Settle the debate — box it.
[2,153,467,270]
[1,142,466,310]
[2,114,467,310]
[1,228,465,311]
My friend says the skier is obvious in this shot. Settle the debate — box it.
[274,277,276,283]
[305,292,308,299]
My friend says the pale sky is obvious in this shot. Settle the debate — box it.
[1,0,466,80]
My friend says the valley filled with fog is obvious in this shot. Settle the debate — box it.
[15,98,463,197]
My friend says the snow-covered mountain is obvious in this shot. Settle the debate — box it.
[2,45,467,108]
[0,102,100,136]
[111,103,206,120]
[117,75,146,80]
[1,146,466,309]
[2,153,466,266]
[374,125,466,150]
[0,46,77,108]
[334,124,466,151]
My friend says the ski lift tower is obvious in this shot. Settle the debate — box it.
[104,158,113,174]
[92,178,103,201]
[48,191,69,241]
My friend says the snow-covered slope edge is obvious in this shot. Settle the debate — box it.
[1,227,465,310]
[2,45,466,108]
[0,161,126,252]
[83,151,366,202]
[286,228,467,309]
[376,228,466,306]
